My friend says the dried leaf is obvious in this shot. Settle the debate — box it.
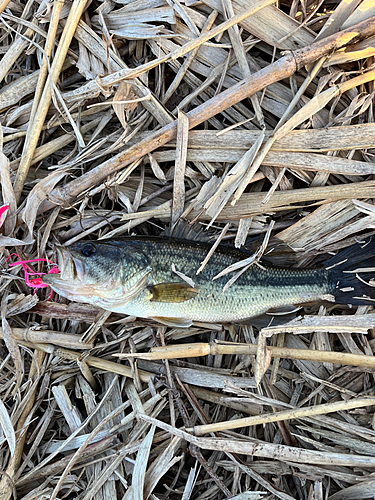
[112,81,138,130]
[171,263,195,287]
[1,307,22,395]
[148,153,167,182]
[0,398,15,456]
[21,169,69,241]
[5,294,39,317]
[172,109,189,225]
[130,425,155,500]
[0,124,16,235]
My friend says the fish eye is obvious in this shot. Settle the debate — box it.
[81,243,96,257]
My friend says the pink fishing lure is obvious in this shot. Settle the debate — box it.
[6,255,60,299]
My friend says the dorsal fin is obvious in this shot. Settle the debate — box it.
[162,220,210,242]
[243,236,297,267]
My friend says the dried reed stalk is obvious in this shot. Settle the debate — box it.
[116,337,375,368]
[0,0,11,15]
[188,397,375,435]
[0,327,93,349]
[140,414,375,467]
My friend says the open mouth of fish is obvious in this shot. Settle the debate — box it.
[42,246,85,286]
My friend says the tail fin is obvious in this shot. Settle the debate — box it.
[326,237,375,306]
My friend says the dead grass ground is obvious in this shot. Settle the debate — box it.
[1,0,375,499]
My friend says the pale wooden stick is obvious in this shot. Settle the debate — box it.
[187,397,375,435]
[13,0,89,203]
[115,336,375,369]
[38,15,375,215]
[27,0,65,127]
[0,0,11,15]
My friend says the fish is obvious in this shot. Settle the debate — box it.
[42,236,375,327]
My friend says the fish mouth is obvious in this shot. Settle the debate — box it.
[42,246,85,286]
[41,246,97,302]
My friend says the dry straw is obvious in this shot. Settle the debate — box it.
[2,0,375,499]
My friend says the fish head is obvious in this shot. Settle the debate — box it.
[43,241,151,310]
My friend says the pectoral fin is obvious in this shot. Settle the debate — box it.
[151,316,193,328]
[147,283,198,303]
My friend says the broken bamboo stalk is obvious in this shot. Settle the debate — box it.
[115,339,375,369]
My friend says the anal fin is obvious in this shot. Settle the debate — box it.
[151,316,193,328]
[266,305,302,315]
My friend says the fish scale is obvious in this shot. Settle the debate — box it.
[124,239,330,324]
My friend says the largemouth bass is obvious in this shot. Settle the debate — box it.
[42,237,375,327]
